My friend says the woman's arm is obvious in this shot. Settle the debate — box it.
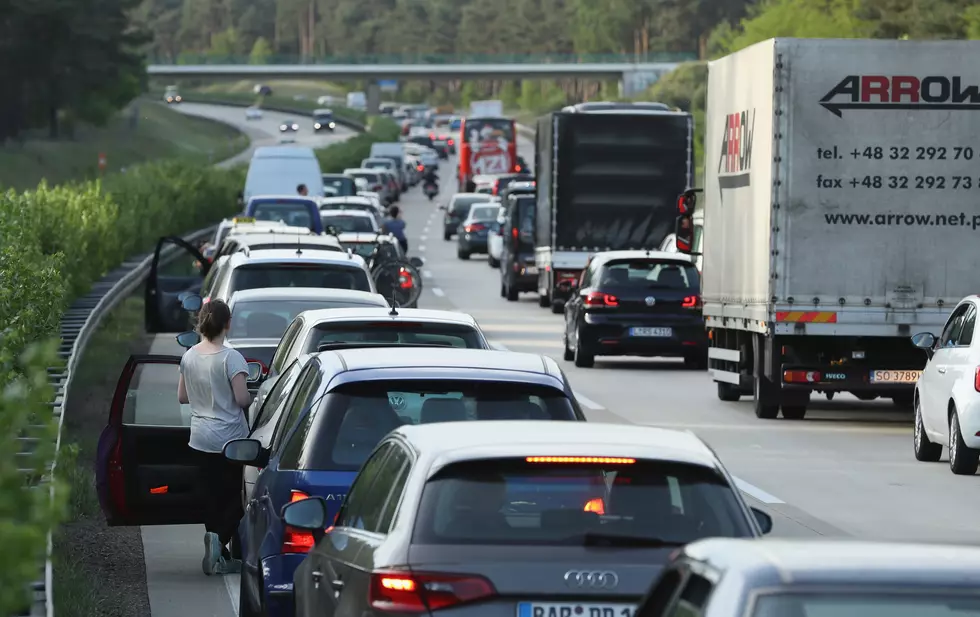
[177,374,189,404]
[231,373,252,409]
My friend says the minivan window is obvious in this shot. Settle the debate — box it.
[599,260,700,290]
[413,459,752,546]
[322,175,356,197]
[251,202,314,229]
[308,321,484,352]
[469,206,499,221]
[349,171,381,183]
[452,196,489,214]
[290,380,576,470]
[230,264,372,293]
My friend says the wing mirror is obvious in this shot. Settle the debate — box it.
[438,204,447,211]
[176,331,201,348]
[223,438,269,467]
[246,361,264,384]
[911,332,937,359]
[180,293,203,312]
[409,256,425,268]
[281,496,328,543]
[751,507,773,534]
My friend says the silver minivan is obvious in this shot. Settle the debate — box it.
[244,146,324,201]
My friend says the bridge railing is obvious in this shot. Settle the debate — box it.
[151,52,697,66]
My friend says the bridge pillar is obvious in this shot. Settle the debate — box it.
[366,81,381,116]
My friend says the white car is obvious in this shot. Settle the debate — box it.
[912,296,980,474]
[486,204,507,269]
[319,196,385,227]
[320,209,380,234]
[245,106,263,120]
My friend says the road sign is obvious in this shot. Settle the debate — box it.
[378,79,398,92]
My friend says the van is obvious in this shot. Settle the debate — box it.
[368,142,407,190]
[244,146,323,202]
[346,92,366,110]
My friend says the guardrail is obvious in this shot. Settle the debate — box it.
[152,52,697,65]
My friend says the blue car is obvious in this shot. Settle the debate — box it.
[223,346,587,617]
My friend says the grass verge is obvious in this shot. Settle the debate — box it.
[54,294,153,617]
[177,90,368,128]
[0,102,248,191]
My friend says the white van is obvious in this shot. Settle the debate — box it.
[346,91,367,110]
[244,146,323,202]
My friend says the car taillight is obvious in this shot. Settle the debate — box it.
[682,295,700,308]
[282,490,315,553]
[417,165,424,171]
[464,223,486,233]
[584,292,618,307]
[974,367,980,392]
[369,571,496,612]
[448,139,454,145]
[583,497,605,514]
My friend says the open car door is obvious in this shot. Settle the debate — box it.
[145,236,210,333]
[97,355,208,526]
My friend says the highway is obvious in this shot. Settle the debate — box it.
[136,104,979,617]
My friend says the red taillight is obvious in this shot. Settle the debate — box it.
[369,571,495,613]
[682,295,700,308]
[974,367,980,392]
[429,133,435,139]
[448,139,454,145]
[783,370,821,384]
[417,165,424,171]
[492,181,500,195]
[464,223,486,233]
[282,490,315,553]
[584,497,606,514]
[584,292,618,307]
[398,267,413,289]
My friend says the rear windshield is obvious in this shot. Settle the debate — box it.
[464,118,515,142]
[753,593,980,617]
[599,260,700,290]
[364,161,389,169]
[413,459,751,546]
[252,203,314,229]
[469,205,499,221]
[452,196,490,214]
[350,171,380,183]
[322,176,356,196]
[323,215,375,233]
[230,264,371,293]
[307,321,483,352]
[246,243,342,253]
[229,299,360,339]
[314,112,333,120]
[514,196,535,241]
[289,380,576,471]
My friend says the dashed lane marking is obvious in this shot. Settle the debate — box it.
[419,245,426,252]
[422,270,433,279]
[432,287,445,297]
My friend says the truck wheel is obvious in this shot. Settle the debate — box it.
[949,409,979,475]
[891,392,913,409]
[753,377,779,419]
[538,293,550,308]
[913,397,942,462]
[717,382,741,402]
[781,405,807,420]
[457,249,469,260]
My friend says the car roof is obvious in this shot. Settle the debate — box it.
[320,209,374,218]
[321,173,351,178]
[300,307,477,327]
[223,223,309,236]
[319,196,373,206]
[451,193,491,201]
[337,232,395,243]
[228,288,385,305]
[228,249,367,267]
[246,195,318,205]
[681,538,980,587]
[319,346,559,375]
[591,250,695,265]
[226,233,342,248]
[392,421,720,471]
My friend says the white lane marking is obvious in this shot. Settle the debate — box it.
[432,287,445,297]
[225,574,240,616]
[490,341,510,351]
[422,270,433,279]
[419,245,426,252]
[733,478,785,504]
[420,235,428,241]
[574,393,605,410]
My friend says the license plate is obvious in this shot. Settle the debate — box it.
[870,369,922,383]
[518,602,636,617]
[629,327,672,337]
[525,266,538,274]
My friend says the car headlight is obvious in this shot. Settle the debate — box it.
[175,96,181,102]
[328,122,336,128]
[291,124,298,130]
[314,123,321,129]
[280,125,287,130]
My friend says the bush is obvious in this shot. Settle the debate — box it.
[316,117,401,173]
[0,160,244,612]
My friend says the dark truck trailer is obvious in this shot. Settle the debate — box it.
[533,105,693,313]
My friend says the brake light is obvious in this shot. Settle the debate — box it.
[417,165,424,171]
[448,139,454,146]
[584,292,618,307]
[583,498,605,514]
[429,133,435,139]
[682,295,700,308]
[398,267,413,289]
[492,181,500,195]
[526,456,635,464]
[282,490,315,553]
[974,367,980,392]
[369,571,495,612]
[783,370,821,384]
[464,223,486,233]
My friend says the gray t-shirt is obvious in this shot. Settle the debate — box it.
[180,346,250,453]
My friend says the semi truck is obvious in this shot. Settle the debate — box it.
[672,37,980,420]
[533,102,694,312]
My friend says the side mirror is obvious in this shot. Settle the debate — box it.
[911,332,936,350]
[409,256,425,268]
[246,361,264,383]
[674,188,701,254]
[282,496,328,535]
[751,507,773,534]
[438,204,447,211]
[176,331,201,348]
[223,438,268,466]
[181,294,203,312]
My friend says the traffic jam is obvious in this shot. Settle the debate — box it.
[99,38,980,617]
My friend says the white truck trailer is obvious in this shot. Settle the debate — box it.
[673,38,980,420]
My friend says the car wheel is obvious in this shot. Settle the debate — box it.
[239,567,262,617]
[573,327,595,368]
[913,396,942,462]
[538,293,550,308]
[506,281,518,302]
[717,381,741,402]
[500,280,506,298]
[488,255,499,268]
[949,409,979,475]
[563,332,574,362]
[457,249,469,260]
[550,300,564,314]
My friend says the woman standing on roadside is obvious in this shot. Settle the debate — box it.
[177,299,252,576]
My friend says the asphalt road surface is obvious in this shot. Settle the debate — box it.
[135,108,977,617]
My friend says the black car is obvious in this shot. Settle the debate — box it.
[638,538,980,617]
[440,193,491,240]
[562,251,707,369]
[500,191,538,302]
[312,109,336,132]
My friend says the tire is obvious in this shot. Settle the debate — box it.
[488,255,499,268]
[500,281,506,298]
[913,397,942,462]
[563,333,574,361]
[949,409,979,475]
[717,382,741,402]
[457,249,469,260]
[781,405,807,420]
[538,293,550,308]
[443,230,451,241]
[753,377,779,419]
[891,392,914,409]
[684,353,708,371]
[573,328,595,368]
[239,569,261,617]
[506,283,518,302]
[551,300,564,314]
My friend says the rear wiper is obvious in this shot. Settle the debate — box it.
[578,532,685,548]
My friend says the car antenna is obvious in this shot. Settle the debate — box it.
[296,229,303,255]
[389,290,399,315]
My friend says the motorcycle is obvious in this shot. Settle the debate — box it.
[423,180,439,200]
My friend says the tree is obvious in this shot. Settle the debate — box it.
[249,36,274,63]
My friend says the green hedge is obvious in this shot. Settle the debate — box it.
[0,160,244,613]
[315,117,401,173]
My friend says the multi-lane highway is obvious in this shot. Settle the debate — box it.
[135,104,978,617]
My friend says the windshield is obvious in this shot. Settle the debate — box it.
[451,196,490,215]
[251,203,314,229]
[413,458,751,546]
[314,113,333,121]
[515,196,535,245]
[600,260,700,290]
[364,161,389,169]
[307,321,483,352]
[229,300,356,339]
[752,593,980,617]
[322,215,376,233]
[469,205,499,221]
[230,264,371,293]
[350,171,380,183]
[293,380,576,470]
[322,176,356,196]
[464,118,515,143]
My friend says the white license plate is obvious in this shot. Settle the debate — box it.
[870,369,922,383]
[518,602,636,617]
[525,266,538,274]
[629,327,672,337]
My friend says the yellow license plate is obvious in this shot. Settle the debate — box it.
[232,216,255,223]
[870,370,922,383]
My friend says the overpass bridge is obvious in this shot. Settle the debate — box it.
[147,53,692,108]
